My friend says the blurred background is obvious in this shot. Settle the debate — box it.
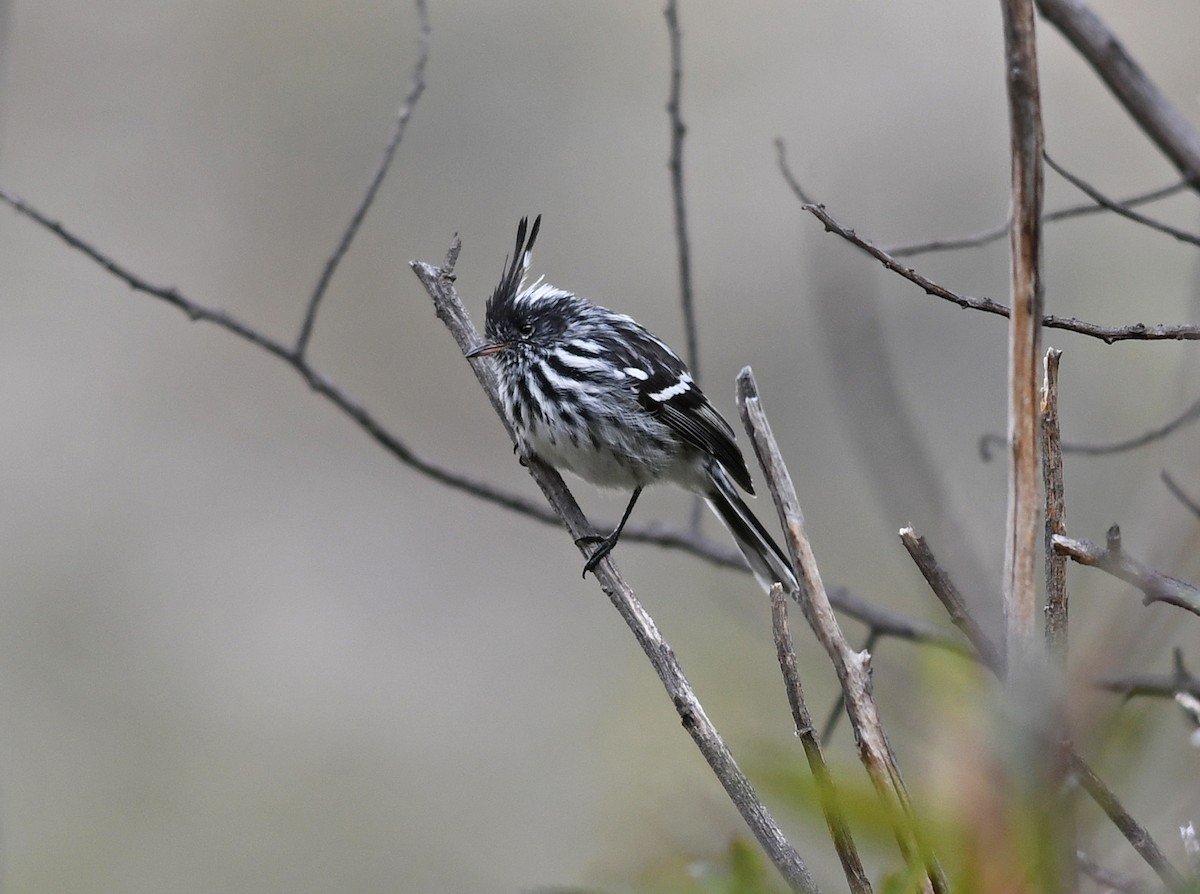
[2,1,1199,891]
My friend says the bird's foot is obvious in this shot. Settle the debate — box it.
[575,531,619,578]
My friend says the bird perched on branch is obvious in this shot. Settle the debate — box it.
[467,216,796,593]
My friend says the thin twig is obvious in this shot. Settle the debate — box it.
[981,390,1200,460]
[663,0,705,535]
[898,528,1005,677]
[1000,0,1045,678]
[737,369,947,894]
[1068,752,1189,893]
[819,628,882,747]
[1045,153,1200,247]
[412,252,819,894]
[1041,349,1068,663]
[1161,470,1200,519]
[775,141,1200,344]
[1096,673,1200,700]
[769,585,871,894]
[825,585,970,657]
[663,0,698,382]
[884,178,1189,258]
[1036,0,1200,187]
[1052,527,1200,617]
[1076,851,1147,894]
[1097,649,1200,700]
[294,0,431,359]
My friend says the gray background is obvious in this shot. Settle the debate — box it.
[2,1,1199,891]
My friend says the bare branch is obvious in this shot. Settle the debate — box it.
[1076,851,1148,894]
[899,528,1005,677]
[663,0,699,382]
[1052,527,1200,617]
[294,0,431,359]
[884,178,1190,258]
[999,0,1046,676]
[412,252,819,894]
[1162,470,1200,519]
[737,369,947,894]
[1045,153,1200,247]
[1096,671,1200,700]
[1041,349,1068,663]
[769,585,871,894]
[1068,752,1189,893]
[1036,0,1200,187]
[982,391,1200,460]
[775,141,1200,344]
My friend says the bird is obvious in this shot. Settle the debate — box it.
[467,215,797,594]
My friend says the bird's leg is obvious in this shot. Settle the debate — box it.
[578,486,643,577]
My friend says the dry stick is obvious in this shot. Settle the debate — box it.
[1040,347,1076,894]
[663,0,698,381]
[1036,0,1200,187]
[1000,0,1046,680]
[773,141,1200,344]
[662,0,705,535]
[411,252,818,894]
[1068,754,1189,893]
[1052,529,1200,617]
[1045,153,1200,248]
[294,0,430,359]
[736,369,948,894]
[1041,349,1068,663]
[898,529,1005,676]
[899,529,1187,891]
[769,584,872,894]
[884,178,1189,258]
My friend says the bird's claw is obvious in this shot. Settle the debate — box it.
[577,532,618,578]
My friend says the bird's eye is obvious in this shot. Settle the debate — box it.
[519,320,535,337]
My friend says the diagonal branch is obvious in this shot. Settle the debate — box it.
[411,251,819,894]
[775,140,1200,344]
[1045,153,1200,248]
[1036,0,1200,188]
[884,178,1189,258]
[769,585,871,894]
[737,369,948,894]
[294,0,431,359]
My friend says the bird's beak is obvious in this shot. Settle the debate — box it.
[465,341,507,358]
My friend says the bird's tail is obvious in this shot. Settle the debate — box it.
[704,465,799,595]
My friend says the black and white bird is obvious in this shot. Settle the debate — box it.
[467,216,797,594]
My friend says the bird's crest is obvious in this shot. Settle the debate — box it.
[488,214,541,316]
